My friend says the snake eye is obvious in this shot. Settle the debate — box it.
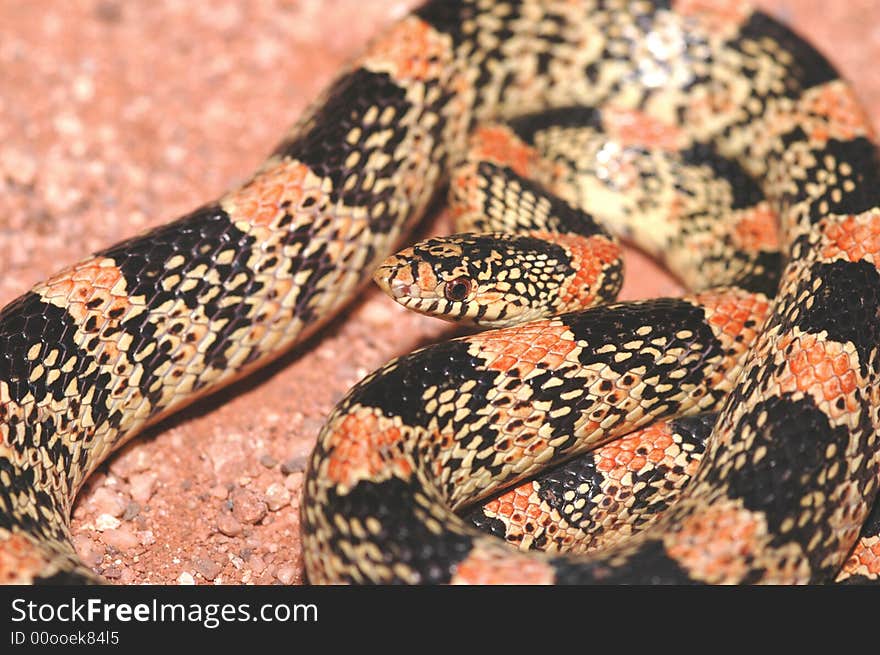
[444,277,472,302]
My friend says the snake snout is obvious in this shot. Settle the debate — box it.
[373,259,419,300]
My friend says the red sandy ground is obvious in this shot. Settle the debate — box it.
[0,0,878,584]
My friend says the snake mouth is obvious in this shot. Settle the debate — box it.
[388,277,419,299]
[373,264,420,300]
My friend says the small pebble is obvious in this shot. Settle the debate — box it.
[0,147,37,185]
[177,571,196,585]
[230,488,267,525]
[122,501,141,521]
[109,448,152,478]
[280,456,308,475]
[88,487,127,518]
[284,471,304,492]
[259,454,277,468]
[195,558,221,581]
[95,513,121,531]
[264,483,291,511]
[128,471,158,504]
[216,512,243,537]
[118,568,137,585]
[101,526,140,552]
[275,564,297,585]
[72,501,89,521]
[102,566,123,580]
[209,484,229,500]
[72,534,104,568]
[72,74,95,102]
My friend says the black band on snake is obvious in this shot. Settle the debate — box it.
[2,0,879,584]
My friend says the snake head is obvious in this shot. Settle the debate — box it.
[373,231,617,328]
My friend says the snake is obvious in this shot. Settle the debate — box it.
[367,108,880,581]
[1,0,879,584]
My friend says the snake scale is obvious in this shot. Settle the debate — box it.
[2,0,880,584]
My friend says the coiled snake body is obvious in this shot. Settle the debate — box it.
[2,0,880,584]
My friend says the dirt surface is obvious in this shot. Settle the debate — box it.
[0,0,878,585]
